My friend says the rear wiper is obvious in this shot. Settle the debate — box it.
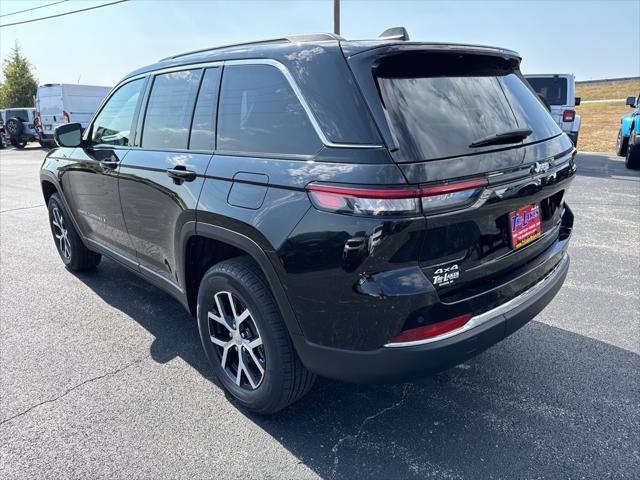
[469,128,533,148]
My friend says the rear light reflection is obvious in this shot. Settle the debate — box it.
[387,314,472,344]
[307,179,487,216]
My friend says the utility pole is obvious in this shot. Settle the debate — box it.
[333,0,340,35]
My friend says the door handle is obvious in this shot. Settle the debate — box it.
[166,168,196,183]
[100,159,119,169]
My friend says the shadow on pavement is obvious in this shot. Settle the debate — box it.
[75,257,639,479]
[575,152,640,180]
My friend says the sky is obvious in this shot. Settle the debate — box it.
[0,0,638,87]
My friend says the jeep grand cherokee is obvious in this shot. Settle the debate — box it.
[41,28,575,413]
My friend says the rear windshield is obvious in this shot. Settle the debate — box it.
[526,77,568,105]
[375,53,560,162]
[4,109,30,122]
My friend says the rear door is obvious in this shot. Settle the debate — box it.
[349,48,574,297]
[118,67,220,290]
[37,86,63,133]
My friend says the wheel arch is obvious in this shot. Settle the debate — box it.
[181,222,302,336]
[621,115,634,137]
[41,178,58,204]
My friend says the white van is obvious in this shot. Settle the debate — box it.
[525,74,581,147]
[36,84,111,147]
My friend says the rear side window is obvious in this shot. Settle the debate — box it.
[189,67,221,151]
[92,79,144,146]
[375,53,561,162]
[142,69,201,150]
[526,77,568,105]
[217,64,321,156]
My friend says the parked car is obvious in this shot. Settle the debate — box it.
[616,94,640,169]
[525,74,581,147]
[2,108,38,148]
[41,28,575,413]
[0,110,5,148]
[35,83,112,148]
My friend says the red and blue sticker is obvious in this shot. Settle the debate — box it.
[509,204,542,249]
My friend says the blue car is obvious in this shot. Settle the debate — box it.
[617,94,640,169]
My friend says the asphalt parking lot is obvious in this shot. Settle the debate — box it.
[1,145,638,479]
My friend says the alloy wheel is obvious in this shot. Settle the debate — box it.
[207,291,266,390]
[51,207,71,260]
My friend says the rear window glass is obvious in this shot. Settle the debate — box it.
[217,64,321,156]
[5,110,29,121]
[142,69,201,150]
[375,53,561,162]
[526,77,568,105]
[189,67,221,151]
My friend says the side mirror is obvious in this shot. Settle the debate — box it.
[626,96,636,107]
[54,122,83,147]
[574,97,581,106]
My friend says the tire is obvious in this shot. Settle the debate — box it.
[47,193,102,271]
[625,133,640,169]
[5,118,23,138]
[10,138,27,149]
[197,256,316,414]
[616,129,629,157]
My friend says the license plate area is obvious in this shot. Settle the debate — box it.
[509,204,542,249]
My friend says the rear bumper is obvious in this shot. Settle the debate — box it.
[566,131,579,145]
[292,252,569,383]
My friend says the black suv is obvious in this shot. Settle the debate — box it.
[41,29,575,413]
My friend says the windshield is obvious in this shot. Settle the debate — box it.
[375,53,561,162]
[526,77,568,106]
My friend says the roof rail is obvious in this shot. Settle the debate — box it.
[159,33,344,62]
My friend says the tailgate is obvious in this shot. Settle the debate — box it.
[346,45,574,297]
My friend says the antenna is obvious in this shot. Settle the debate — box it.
[378,27,410,41]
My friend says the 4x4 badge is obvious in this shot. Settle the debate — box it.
[433,264,460,286]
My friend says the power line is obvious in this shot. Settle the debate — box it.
[0,0,129,28]
[0,0,70,19]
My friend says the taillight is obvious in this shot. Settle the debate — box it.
[63,111,70,123]
[387,314,472,345]
[562,110,575,122]
[36,111,42,129]
[419,179,487,212]
[307,178,487,216]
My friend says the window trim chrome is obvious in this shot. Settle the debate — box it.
[97,59,383,151]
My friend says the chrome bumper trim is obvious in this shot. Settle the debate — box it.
[384,253,569,348]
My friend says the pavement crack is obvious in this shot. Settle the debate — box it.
[0,356,148,426]
[329,383,411,478]
[0,204,44,214]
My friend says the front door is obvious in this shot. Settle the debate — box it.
[64,78,146,261]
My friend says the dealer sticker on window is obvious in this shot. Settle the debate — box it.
[509,204,542,249]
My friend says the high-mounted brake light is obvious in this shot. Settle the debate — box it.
[307,179,487,216]
[562,110,575,122]
[387,313,472,345]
